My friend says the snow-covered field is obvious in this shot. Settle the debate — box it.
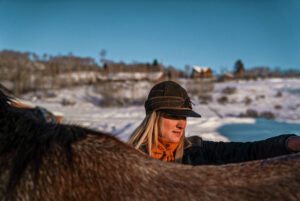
[22,78,300,143]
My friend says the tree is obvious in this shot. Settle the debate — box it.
[233,59,245,76]
[185,65,190,78]
[31,53,39,62]
[42,53,48,62]
[100,49,106,66]
[152,59,159,66]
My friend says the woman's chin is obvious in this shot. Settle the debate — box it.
[170,136,181,143]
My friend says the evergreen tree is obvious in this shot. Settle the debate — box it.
[152,59,159,66]
[233,59,245,75]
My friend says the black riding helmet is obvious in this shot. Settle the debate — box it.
[144,81,201,117]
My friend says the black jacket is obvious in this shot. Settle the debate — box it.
[182,134,296,165]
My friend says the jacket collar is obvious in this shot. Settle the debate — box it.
[184,137,193,149]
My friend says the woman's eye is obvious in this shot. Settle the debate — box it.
[164,114,177,119]
[165,114,185,120]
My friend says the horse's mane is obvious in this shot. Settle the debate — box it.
[0,90,103,195]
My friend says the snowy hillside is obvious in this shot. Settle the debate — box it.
[21,78,300,143]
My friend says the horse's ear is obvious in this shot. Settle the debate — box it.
[0,90,12,108]
[0,84,15,107]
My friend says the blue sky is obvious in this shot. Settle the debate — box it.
[0,0,299,73]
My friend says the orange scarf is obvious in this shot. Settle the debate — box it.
[148,137,180,162]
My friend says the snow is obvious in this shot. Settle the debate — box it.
[207,78,300,123]
[106,72,163,81]
[21,78,300,143]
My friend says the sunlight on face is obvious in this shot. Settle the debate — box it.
[159,113,187,143]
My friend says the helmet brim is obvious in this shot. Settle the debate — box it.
[159,109,201,118]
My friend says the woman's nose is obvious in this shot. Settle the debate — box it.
[176,119,186,129]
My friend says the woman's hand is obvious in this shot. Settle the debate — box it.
[287,136,300,152]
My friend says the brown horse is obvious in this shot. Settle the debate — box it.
[0,90,299,201]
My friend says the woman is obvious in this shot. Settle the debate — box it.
[128,81,300,165]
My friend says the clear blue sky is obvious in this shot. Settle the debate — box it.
[0,0,299,73]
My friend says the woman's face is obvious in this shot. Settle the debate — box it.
[159,113,187,143]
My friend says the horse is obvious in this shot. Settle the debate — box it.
[0,90,300,201]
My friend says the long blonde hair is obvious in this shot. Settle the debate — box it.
[128,111,185,162]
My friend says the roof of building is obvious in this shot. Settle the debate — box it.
[192,66,211,72]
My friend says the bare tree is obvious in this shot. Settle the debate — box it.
[100,49,106,66]
[185,65,190,78]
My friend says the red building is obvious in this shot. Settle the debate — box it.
[192,66,213,78]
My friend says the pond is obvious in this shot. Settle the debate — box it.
[287,89,300,96]
[283,88,300,96]
[217,118,300,142]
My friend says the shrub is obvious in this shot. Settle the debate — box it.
[244,96,252,106]
[185,79,214,97]
[100,95,125,107]
[260,111,276,119]
[222,87,236,95]
[44,91,57,98]
[256,95,265,100]
[275,92,282,97]
[274,105,282,110]
[240,110,275,119]
[198,94,213,104]
[239,109,258,118]
[94,81,148,107]
[217,96,228,105]
[61,98,76,106]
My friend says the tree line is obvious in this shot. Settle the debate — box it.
[0,50,299,95]
[0,50,183,95]
[232,59,300,79]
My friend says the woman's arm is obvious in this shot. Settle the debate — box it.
[186,134,297,165]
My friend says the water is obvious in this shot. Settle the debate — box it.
[218,118,300,142]
[286,89,300,96]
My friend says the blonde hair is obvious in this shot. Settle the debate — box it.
[128,111,185,162]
